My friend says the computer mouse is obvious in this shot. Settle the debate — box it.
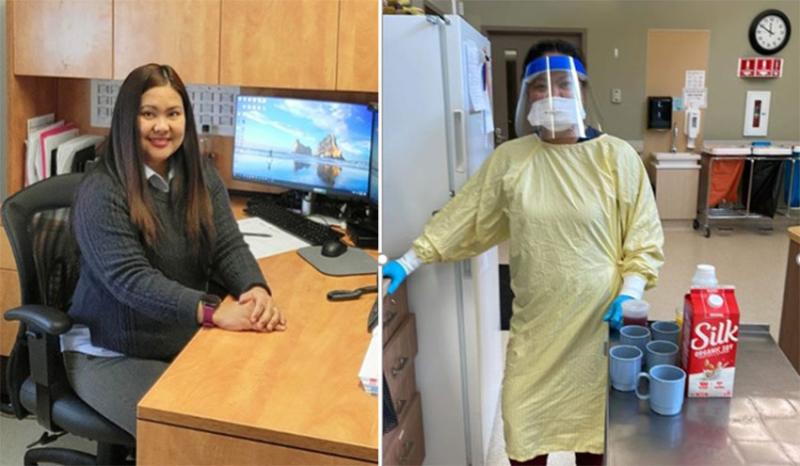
[321,239,348,258]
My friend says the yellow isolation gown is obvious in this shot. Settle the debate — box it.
[411,134,664,460]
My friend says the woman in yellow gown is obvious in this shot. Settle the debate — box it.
[383,41,664,465]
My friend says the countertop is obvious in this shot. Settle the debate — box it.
[607,324,800,465]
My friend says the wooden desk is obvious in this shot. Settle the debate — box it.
[137,201,378,464]
[780,226,800,374]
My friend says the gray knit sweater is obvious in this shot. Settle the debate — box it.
[68,163,267,361]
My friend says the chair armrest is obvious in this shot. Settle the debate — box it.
[5,305,72,336]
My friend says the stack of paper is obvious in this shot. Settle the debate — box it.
[237,217,309,259]
[358,330,380,396]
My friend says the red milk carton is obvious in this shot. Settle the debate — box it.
[681,287,740,397]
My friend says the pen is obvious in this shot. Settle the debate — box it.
[242,232,272,238]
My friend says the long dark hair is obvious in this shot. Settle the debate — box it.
[102,63,214,252]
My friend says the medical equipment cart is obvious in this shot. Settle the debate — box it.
[694,148,796,238]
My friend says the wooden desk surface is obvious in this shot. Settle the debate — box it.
[789,226,800,244]
[138,199,378,462]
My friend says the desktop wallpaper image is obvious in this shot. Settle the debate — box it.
[233,96,374,197]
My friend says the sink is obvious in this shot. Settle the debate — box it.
[652,152,701,162]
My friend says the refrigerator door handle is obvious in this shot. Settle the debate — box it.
[453,109,467,174]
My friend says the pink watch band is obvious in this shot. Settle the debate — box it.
[202,301,217,328]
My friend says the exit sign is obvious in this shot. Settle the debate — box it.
[738,57,783,78]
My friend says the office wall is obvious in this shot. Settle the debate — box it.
[1,0,6,200]
[446,0,799,141]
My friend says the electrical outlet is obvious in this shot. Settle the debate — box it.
[611,88,622,104]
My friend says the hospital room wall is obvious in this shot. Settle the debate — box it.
[443,0,799,142]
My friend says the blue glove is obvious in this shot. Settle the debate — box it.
[602,295,634,330]
[382,260,407,295]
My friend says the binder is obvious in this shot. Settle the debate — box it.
[54,135,105,175]
[42,127,79,177]
[25,120,65,186]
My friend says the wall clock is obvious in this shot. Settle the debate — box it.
[749,9,791,55]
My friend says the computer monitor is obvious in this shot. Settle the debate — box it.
[368,110,379,206]
[232,95,374,201]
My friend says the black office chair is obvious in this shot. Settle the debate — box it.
[2,174,135,465]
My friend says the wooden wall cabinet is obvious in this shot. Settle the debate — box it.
[12,0,112,78]
[11,0,377,88]
[336,0,378,92]
[114,0,221,84]
[220,0,339,90]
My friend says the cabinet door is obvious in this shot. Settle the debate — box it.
[13,0,112,78]
[114,1,221,84]
[220,0,339,90]
[336,0,378,92]
[779,239,800,373]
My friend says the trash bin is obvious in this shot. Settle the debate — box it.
[742,159,785,217]
[786,146,800,208]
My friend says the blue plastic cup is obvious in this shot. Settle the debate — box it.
[636,364,686,416]
[645,340,679,370]
[609,345,643,392]
[620,325,651,353]
[651,321,680,345]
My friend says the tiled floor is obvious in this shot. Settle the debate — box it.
[646,221,790,340]
[485,223,793,465]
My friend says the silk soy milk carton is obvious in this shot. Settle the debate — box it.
[681,287,740,397]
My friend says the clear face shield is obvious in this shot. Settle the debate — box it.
[514,55,589,141]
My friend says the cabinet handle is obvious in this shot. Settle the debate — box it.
[795,253,800,266]
[398,440,414,465]
[384,310,397,325]
[395,398,408,416]
[389,296,398,306]
[391,356,409,377]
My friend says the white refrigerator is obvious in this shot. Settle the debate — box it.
[383,14,504,466]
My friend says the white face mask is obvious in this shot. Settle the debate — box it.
[527,97,587,133]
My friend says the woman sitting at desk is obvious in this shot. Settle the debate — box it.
[61,63,285,437]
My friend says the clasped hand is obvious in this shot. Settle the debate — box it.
[213,287,287,332]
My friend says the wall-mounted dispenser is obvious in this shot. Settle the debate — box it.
[647,96,673,130]
[685,106,701,149]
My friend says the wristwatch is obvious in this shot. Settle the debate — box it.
[200,295,221,328]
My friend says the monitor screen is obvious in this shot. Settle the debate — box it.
[368,111,379,206]
[232,96,374,200]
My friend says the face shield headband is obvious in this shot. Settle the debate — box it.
[514,55,589,139]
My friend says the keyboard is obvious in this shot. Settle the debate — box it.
[245,199,342,246]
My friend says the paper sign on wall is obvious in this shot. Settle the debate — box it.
[683,88,707,109]
[685,70,705,89]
